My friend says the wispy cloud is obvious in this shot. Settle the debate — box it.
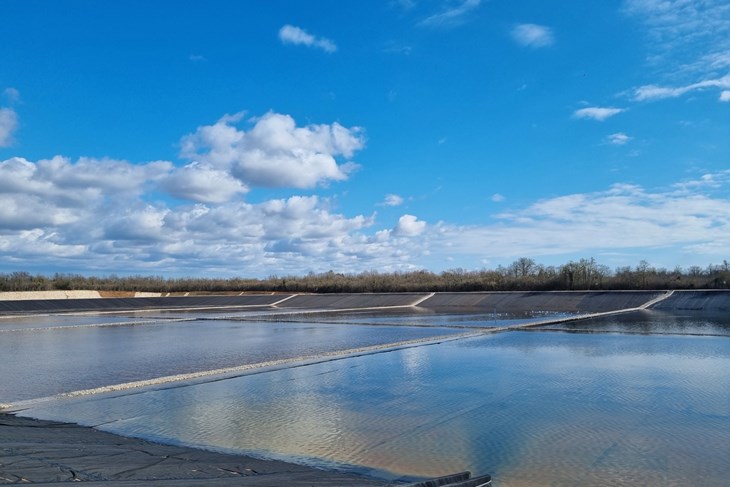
[491,193,505,202]
[382,194,405,206]
[428,177,730,264]
[278,25,337,53]
[633,74,730,101]
[0,108,18,147]
[188,54,206,62]
[511,23,554,48]
[3,88,20,104]
[573,107,626,121]
[419,0,482,28]
[607,133,632,145]
[624,0,730,102]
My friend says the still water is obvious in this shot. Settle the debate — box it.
[0,316,465,402]
[14,312,730,486]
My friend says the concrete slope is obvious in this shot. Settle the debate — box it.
[0,294,291,315]
[277,293,429,309]
[419,291,664,313]
[651,290,730,311]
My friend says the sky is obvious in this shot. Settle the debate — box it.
[1,0,729,277]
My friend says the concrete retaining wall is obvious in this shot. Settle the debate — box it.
[0,291,102,301]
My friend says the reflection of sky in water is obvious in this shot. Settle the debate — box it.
[542,309,730,336]
[19,330,730,486]
[0,314,158,331]
[0,319,462,402]
[260,309,575,328]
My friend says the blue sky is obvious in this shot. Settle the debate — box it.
[1,0,729,277]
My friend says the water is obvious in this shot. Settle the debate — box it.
[0,315,466,402]
[5,309,730,485]
[539,308,730,336]
[268,309,575,329]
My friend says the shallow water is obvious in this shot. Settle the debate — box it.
[16,324,730,486]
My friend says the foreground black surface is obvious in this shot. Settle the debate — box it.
[0,413,387,486]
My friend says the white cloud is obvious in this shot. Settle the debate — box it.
[633,74,730,101]
[573,107,626,121]
[419,0,482,28]
[2,154,730,274]
[427,177,730,265]
[0,108,18,147]
[278,25,337,53]
[382,194,404,206]
[161,162,248,203]
[393,214,426,237]
[608,133,632,145]
[719,90,730,102]
[180,111,364,189]
[491,193,505,202]
[511,24,554,48]
[624,1,730,102]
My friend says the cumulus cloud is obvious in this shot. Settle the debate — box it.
[0,156,178,244]
[161,162,248,203]
[279,25,337,53]
[180,111,364,189]
[382,194,404,206]
[2,152,730,274]
[393,214,426,237]
[607,133,631,145]
[0,156,171,209]
[511,24,554,48]
[721,90,730,102]
[419,0,482,28]
[573,107,626,121]
[491,193,505,202]
[0,108,18,147]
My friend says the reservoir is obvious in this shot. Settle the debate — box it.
[2,294,730,486]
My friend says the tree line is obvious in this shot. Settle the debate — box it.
[1,258,729,294]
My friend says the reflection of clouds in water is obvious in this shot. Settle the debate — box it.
[17,328,730,485]
[400,346,428,377]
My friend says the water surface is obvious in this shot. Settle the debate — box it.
[0,317,464,402]
[18,328,730,486]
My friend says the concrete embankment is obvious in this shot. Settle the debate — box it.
[3,290,722,316]
[651,290,730,311]
[417,291,665,313]
[0,294,290,315]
